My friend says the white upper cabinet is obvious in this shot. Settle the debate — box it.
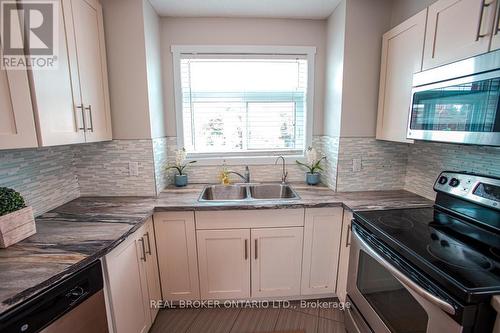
[490,2,500,50]
[376,9,427,143]
[30,0,85,146]
[423,0,496,70]
[69,0,112,142]
[22,0,111,148]
[251,227,303,298]
[0,26,38,149]
[301,208,343,295]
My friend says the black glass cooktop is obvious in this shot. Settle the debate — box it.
[354,207,500,303]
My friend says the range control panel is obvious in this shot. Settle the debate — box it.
[434,171,500,210]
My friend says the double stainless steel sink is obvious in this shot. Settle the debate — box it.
[199,183,300,202]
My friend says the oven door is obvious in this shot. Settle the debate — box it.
[347,224,462,333]
[407,70,500,146]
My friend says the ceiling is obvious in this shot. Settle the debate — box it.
[149,0,342,19]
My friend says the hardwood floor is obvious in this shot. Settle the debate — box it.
[149,299,346,333]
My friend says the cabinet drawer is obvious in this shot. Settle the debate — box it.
[195,209,304,230]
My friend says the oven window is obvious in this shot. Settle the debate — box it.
[357,252,429,333]
[410,77,500,132]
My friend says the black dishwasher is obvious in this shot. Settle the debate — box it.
[0,260,107,333]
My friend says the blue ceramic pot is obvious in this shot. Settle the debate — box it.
[306,172,320,185]
[175,174,188,187]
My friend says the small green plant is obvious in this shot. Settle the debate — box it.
[296,147,326,174]
[0,187,26,216]
[165,148,197,175]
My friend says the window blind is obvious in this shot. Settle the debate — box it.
[179,55,308,156]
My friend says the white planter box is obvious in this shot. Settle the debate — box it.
[0,206,36,248]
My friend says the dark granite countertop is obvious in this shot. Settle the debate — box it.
[0,184,433,315]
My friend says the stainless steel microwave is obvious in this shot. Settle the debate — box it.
[408,50,500,146]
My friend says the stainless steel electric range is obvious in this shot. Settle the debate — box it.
[346,171,500,333]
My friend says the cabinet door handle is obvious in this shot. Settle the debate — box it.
[139,238,146,262]
[476,0,492,41]
[495,0,500,35]
[345,223,352,248]
[244,239,248,260]
[254,239,258,260]
[85,105,93,132]
[76,104,85,131]
[144,232,152,255]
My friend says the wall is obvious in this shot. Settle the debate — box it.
[143,0,166,139]
[324,1,346,138]
[102,0,152,139]
[102,0,166,140]
[390,0,438,28]
[340,0,392,138]
[160,17,327,136]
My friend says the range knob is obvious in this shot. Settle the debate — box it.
[449,178,460,187]
[438,176,448,185]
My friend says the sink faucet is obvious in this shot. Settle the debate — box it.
[275,156,288,184]
[227,166,251,183]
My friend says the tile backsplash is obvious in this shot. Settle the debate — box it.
[0,145,80,216]
[74,140,156,197]
[404,141,500,199]
[336,137,409,192]
[2,134,499,216]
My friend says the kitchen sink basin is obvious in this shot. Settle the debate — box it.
[249,184,299,199]
[199,185,247,201]
[198,184,300,202]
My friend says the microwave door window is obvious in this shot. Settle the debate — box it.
[410,78,500,132]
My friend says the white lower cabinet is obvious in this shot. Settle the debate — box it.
[301,208,343,295]
[143,220,162,322]
[103,218,160,333]
[197,229,251,300]
[154,212,200,301]
[251,227,303,298]
[336,210,353,303]
[155,208,345,302]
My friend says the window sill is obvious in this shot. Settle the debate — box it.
[185,154,306,166]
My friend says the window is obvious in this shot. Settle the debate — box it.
[172,46,315,161]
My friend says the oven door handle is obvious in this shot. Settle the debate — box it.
[353,228,456,315]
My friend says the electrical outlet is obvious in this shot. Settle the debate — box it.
[128,162,139,176]
[352,158,362,172]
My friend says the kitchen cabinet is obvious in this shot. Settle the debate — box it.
[29,0,85,146]
[142,219,161,322]
[69,0,112,142]
[376,9,427,143]
[490,2,500,50]
[156,208,343,301]
[103,225,150,333]
[301,208,343,295]
[0,41,38,149]
[103,218,159,333]
[154,212,200,301]
[27,0,111,147]
[336,210,353,304]
[197,229,251,300]
[251,227,303,298]
[423,0,496,70]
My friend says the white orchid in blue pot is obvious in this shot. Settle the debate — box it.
[166,148,197,187]
[295,147,326,185]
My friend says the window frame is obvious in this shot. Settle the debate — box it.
[171,45,316,165]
